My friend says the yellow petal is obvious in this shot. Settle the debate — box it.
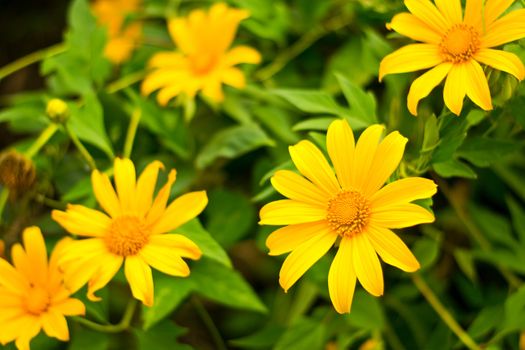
[270,170,328,206]
[135,161,164,215]
[141,70,189,96]
[371,203,435,228]
[146,169,176,225]
[221,67,246,88]
[404,0,449,34]
[443,63,467,116]
[125,256,154,306]
[434,0,462,25]
[379,44,442,81]
[289,140,340,196]
[10,244,32,284]
[475,48,525,81]
[464,60,493,112]
[352,233,383,296]
[224,46,262,65]
[483,9,525,48]
[328,237,357,314]
[61,256,103,294]
[485,0,516,26]
[147,52,188,68]
[91,170,121,217]
[51,298,85,316]
[370,177,437,208]
[387,12,441,44]
[0,290,22,307]
[87,254,123,302]
[366,225,420,272]
[279,229,338,292]
[41,309,69,341]
[202,80,225,102]
[464,0,483,31]
[259,199,327,226]
[0,258,29,294]
[407,62,453,116]
[351,124,385,192]
[157,84,185,106]
[12,316,40,350]
[326,119,355,190]
[266,221,331,256]
[206,4,249,54]
[51,205,110,237]
[151,191,208,234]
[168,18,194,54]
[148,234,202,260]
[140,244,191,277]
[114,158,136,213]
[362,131,408,198]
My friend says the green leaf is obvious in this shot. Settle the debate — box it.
[413,236,441,270]
[191,258,267,313]
[293,117,336,132]
[135,320,191,350]
[176,219,231,268]
[497,285,525,336]
[196,124,275,169]
[253,105,299,144]
[345,290,385,330]
[468,305,503,340]
[469,204,516,248]
[453,249,478,283]
[457,137,518,167]
[230,324,285,349]
[507,196,525,243]
[421,114,440,154]
[433,159,477,179]
[69,327,111,350]
[335,73,377,124]
[274,318,325,350]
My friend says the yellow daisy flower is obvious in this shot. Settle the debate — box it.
[92,0,142,64]
[51,158,207,307]
[141,2,262,105]
[0,227,85,350]
[379,0,525,116]
[259,120,437,314]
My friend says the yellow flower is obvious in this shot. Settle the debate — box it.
[52,158,207,307]
[0,227,85,350]
[92,0,142,64]
[259,120,437,314]
[141,2,261,105]
[379,0,525,116]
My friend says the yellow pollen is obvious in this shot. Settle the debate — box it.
[327,191,370,237]
[440,24,480,63]
[105,216,150,256]
[24,286,50,315]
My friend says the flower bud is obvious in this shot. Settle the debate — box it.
[46,98,70,123]
[0,150,36,198]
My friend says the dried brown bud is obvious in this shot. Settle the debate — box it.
[0,150,36,197]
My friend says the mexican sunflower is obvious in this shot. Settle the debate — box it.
[379,0,525,116]
[0,227,85,350]
[52,158,207,307]
[259,119,437,314]
[141,2,261,105]
[92,0,142,64]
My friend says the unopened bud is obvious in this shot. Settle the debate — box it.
[0,150,36,198]
[46,98,70,123]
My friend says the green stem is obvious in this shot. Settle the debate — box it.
[24,124,59,159]
[412,274,481,350]
[191,297,227,350]
[106,70,146,94]
[74,299,137,333]
[0,188,9,225]
[255,13,353,81]
[123,108,142,158]
[64,123,97,170]
[0,43,66,81]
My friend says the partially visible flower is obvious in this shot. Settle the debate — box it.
[46,98,70,124]
[52,158,207,306]
[379,0,525,116]
[0,150,36,198]
[0,227,85,350]
[92,0,142,64]
[260,119,437,314]
[141,2,261,105]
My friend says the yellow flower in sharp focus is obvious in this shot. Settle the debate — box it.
[260,120,437,314]
[0,227,85,350]
[92,0,142,64]
[51,158,207,307]
[141,2,262,105]
[379,0,525,116]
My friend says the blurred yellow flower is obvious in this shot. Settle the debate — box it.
[379,0,525,116]
[52,158,207,306]
[0,227,85,350]
[141,2,261,105]
[260,119,437,314]
[92,0,142,64]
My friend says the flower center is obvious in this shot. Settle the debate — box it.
[24,286,50,315]
[440,24,480,63]
[190,54,217,75]
[105,215,150,256]
[327,191,370,237]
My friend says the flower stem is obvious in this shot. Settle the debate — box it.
[0,188,9,225]
[74,299,137,333]
[106,70,146,94]
[123,108,142,159]
[0,43,66,81]
[411,274,481,350]
[64,123,97,170]
[24,123,59,159]
[191,296,227,350]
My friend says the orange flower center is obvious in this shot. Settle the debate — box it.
[105,215,150,256]
[190,54,218,75]
[440,24,480,63]
[327,191,370,237]
[24,286,50,315]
